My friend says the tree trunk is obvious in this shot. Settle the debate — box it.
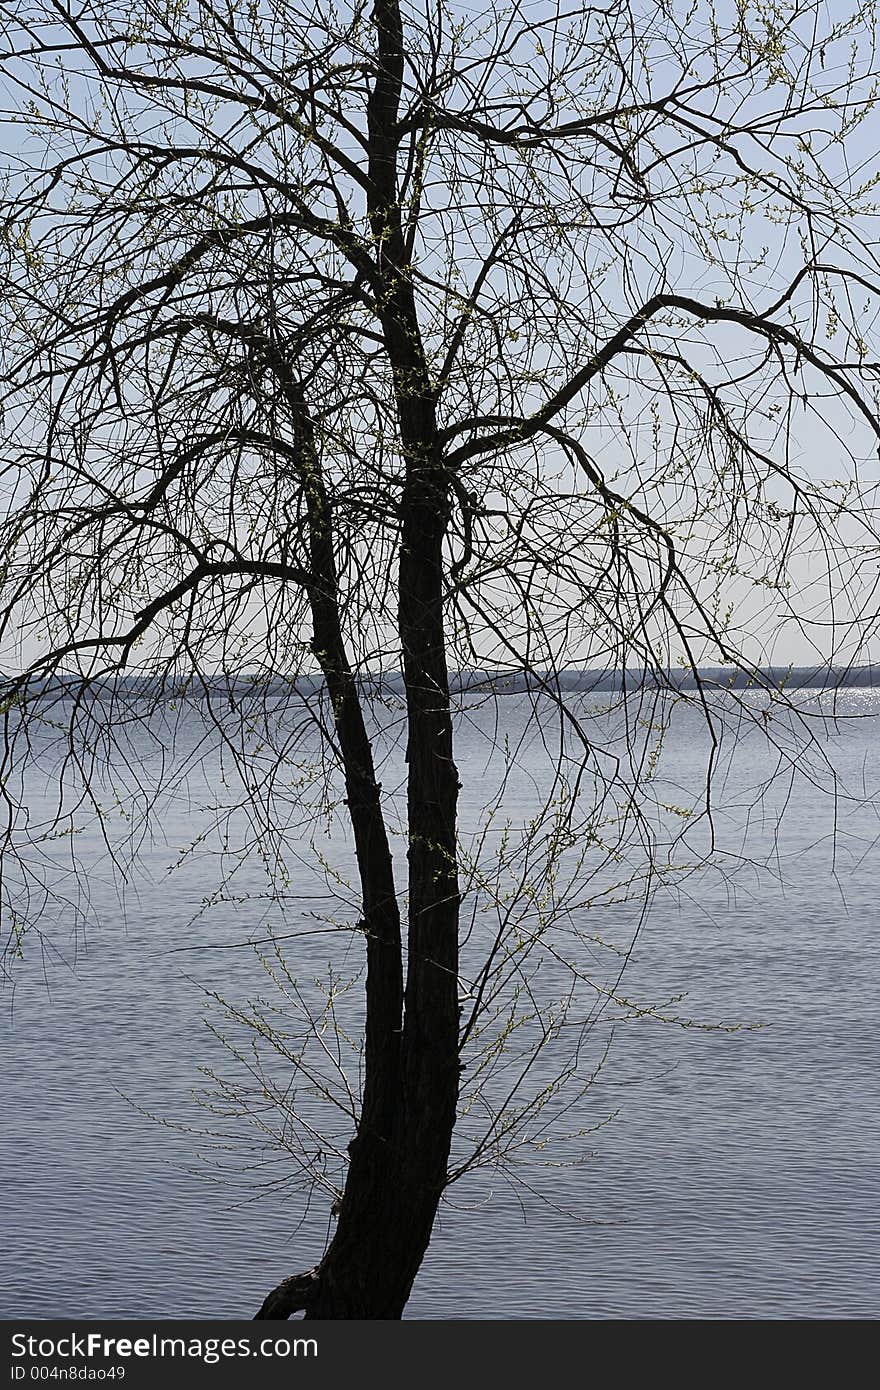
[256,0,460,1318]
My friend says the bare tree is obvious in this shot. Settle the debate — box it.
[2,0,880,1317]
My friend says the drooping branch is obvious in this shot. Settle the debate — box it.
[441,281,880,469]
[40,2,373,190]
[2,557,314,690]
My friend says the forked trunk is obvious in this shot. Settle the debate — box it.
[254,453,461,1319]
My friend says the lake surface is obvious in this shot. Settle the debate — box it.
[1,688,879,1319]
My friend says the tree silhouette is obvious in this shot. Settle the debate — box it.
[2,0,879,1317]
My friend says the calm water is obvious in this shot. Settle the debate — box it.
[1,689,879,1319]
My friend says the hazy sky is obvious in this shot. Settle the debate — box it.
[2,0,880,678]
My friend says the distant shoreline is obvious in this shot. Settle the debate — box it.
[7,663,880,700]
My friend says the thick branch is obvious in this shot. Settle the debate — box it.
[443,283,880,469]
[254,1267,320,1320]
